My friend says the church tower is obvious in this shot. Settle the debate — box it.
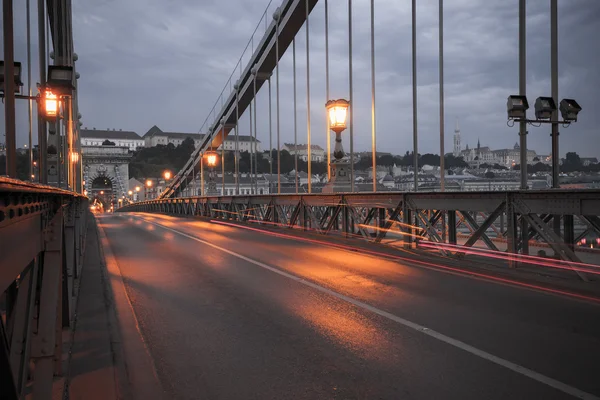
[453,119,461,156]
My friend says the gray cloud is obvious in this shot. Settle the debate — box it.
[2,0,599,158]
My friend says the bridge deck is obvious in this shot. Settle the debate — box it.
[95,212,600,399]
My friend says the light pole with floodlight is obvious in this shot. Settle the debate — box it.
[506,95,582,188]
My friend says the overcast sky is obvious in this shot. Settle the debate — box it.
[3,0,599,158]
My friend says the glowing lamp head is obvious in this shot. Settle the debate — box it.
[44,91,59,119]
[206,151,218,167]
[326,99,350,134]
[146,180,153,187]
[135,186,140,192]
[164,171,172,180]
[128,190,133,195]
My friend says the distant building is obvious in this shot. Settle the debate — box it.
[282,143,325,162]
[460,141,537,168]
[453,119,461,157]
[142,125,261,152]
[81,128,144,150]
[581,157,598,166]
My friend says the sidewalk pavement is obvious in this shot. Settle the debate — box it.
[64,215,121,400]
[63,214,164,400]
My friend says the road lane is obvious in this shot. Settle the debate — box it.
[98,213,600,399]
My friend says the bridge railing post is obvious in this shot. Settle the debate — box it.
[403,197,412,249]
[506,194,518,268]
[448,210,457,245]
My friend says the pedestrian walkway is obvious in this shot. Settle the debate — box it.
[64,216,120,400]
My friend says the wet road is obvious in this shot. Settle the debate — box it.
[98,213,600,400]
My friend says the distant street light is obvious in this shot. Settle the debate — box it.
[323,99,352,193]
[206,151,218,168]
[146,179,153,187]
[164,170,172,181]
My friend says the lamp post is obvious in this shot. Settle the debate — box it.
[205,151,219,196]
[146,179,152,200]
[135,185,140,202]
[163,170,172,196]
[128,189,133,203]
[322,99,352,193]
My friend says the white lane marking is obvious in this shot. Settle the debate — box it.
[140,216,599,400]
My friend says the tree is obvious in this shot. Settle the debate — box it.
[102,140,115,146]
[533,156,540,162]
[531,162,551,173]
[444,154,468,169]
[420,153,440,166]
[561,152,582,173]
[485,171,495,179]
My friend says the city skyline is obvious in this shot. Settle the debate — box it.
[2,0,599,158]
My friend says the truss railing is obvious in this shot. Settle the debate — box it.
[119,190,600,281]
[0,178,88,399]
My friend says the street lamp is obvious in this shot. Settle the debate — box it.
[164,170,172,181]
[42,90,59,120]
[323,99,352,193]
[205,151,219,195]
[145,179,153,200]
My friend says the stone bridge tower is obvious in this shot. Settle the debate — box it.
[82,145,132,204]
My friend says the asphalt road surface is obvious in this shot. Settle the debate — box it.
[98,213,600,400]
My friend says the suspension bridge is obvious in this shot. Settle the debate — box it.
[1,0,600,399]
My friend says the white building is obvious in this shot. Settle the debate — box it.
[453,119,461,157]
[142,125,261,152]
[460,141,537,168]
[81,128,144,150]
[282,143,325,162]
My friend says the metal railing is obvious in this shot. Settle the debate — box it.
[0,177,88,399]
[119,190,600,280]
